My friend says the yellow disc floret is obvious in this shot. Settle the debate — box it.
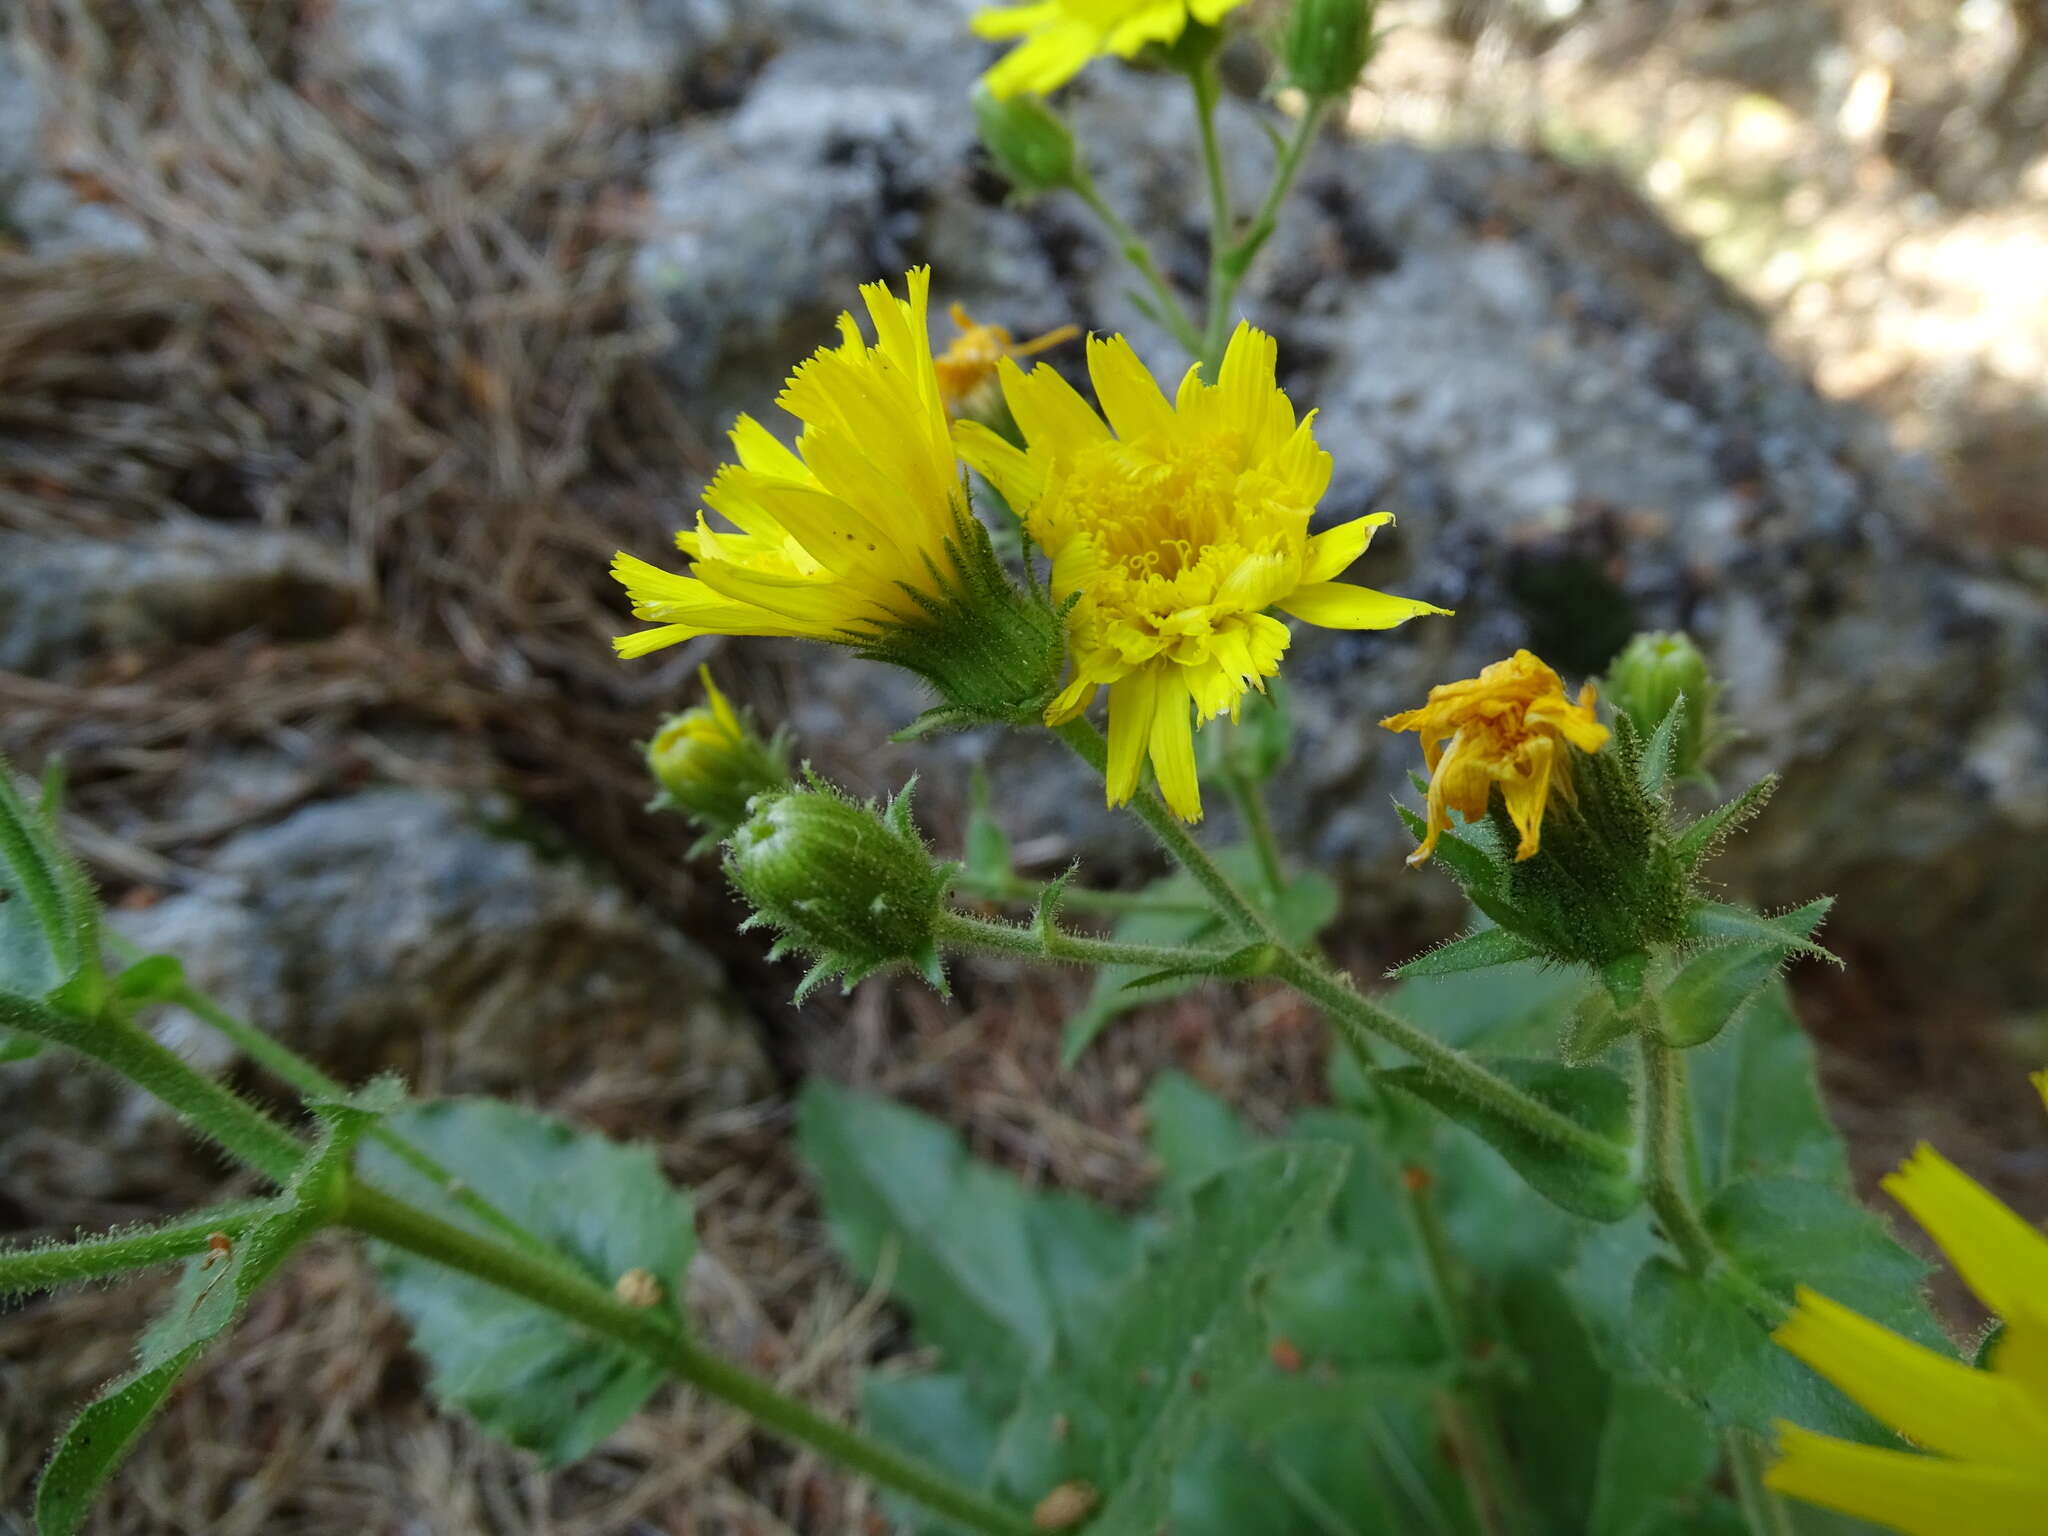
[1381,650,1611,865]
[1765,1085,2048,1536]
[958,322,1448,821]
[972,0,1251,100]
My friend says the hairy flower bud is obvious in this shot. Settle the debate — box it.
[972,84,1079,196]
[725,780,951,999]
[1282,0,1378,99]
[1602,631,1722,784]
[645,669,792,852]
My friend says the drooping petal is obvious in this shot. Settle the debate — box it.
[1301,512,1394,585]
[1104,667,1160,806]
[1147,669,1202,821]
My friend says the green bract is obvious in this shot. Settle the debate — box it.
[1281,0,1379,99]
[972,84,1079,195]
[725,779,952,998]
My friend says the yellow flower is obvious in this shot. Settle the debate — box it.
[1381,650,1610,866]
[934,302,1078,421]
[611,270,1064,722]
[611,268,964,658]
[956,322,1447,821]
[646,668,791,843]
[1767,1091,2048,1536]
[972,0,1250,99]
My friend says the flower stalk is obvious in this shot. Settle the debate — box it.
[0,1200,277,1297]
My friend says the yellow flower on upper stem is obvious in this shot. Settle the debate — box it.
[1380,650,1610,866]
[611,268,964,659]
[1766,1084,2048,1536]
[933,302,1079,421]
[956,321,1448,822]
[972,0,1250,99]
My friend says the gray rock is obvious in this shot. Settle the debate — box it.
[0,524,358,676]
[629,49,2048,1000]
[306,0,983,144]
[0,42,148,254]
[114,788,769,1100]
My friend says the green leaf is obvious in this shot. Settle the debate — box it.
[0,757,101,1013]
[1690,982,1849,1191]
[1630,1259,1882,1442]
[1394,802,1504,904]
[797,1081,1136,1397]
[1658,942,1788,1049]
[111,954,186,1003]
[1382,954,1594,1055]
[861,1373,1010,1536]
[0,1027,42,1063]
[1144,1072,1260,1197]
[1600,950,1651,1011]
[1495,1269,1719,1536]
[1390,925,1540,978]
[1684,898,1837,965]
[1059,849,1334,1065]
[360,1099,694,1465]
[36,1094,373,1534]
[1705,1178,1943,1349]
[989,1145,1349,1535]
[1377,1056,1640,1222]
[1673,776,1776,870]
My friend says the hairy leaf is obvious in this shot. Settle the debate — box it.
[361,1099,694,1465]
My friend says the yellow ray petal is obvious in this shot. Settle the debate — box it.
[1301,512,1395,585]
[1147,669,1202,822]
[1766,1425,2048,1536]
[1088,334,1177,440]
[1773,1288,2048,1464]
[1104,667,1160,806]
[1279,582,1452,630]
[1883,1146,2048,1330]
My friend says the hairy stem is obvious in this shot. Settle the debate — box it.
[1070,168,1204,357]
[1191,58,1237,372]
[934,907,1239,973]
[0,996,303,1184]
[1637,1035,1719,1274]
[0,1200,276,1297]
[138,952,569,1269]
[956,875,1215,921]
[342,1182,1040,1536]
[1222,762,1287,901]
[1221,98,1330,291]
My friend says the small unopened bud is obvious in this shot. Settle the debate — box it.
[726,779,950,999]
[613,1267,663,1308]
[1602,632,1722,783]
[646,668,792,852]
[1282,0,1378,100]
[973,85,1080,196]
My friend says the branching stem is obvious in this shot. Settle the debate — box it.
[0,1200,276,1297]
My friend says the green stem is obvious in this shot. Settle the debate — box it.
[1070,168,1204,357]
[1190,59,1237,373]
[1052,719,1274,943]
[141,955,565,1267]
[1727,1429,1798,1536]
[958,875,1216,921]
[934,907,1238,972]
[1221,99,1330,291]
[341,1182,1039,1536]
[0,996,303,1184]
[0,1200,276,1297]
[1222,763,1287,901]
[1051,719,1606,1160]
[1637,1036,1719,1275]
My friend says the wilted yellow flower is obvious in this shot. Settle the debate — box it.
[611,269,1063,723]
[957,322,1446,821]
[933,302,1078,421]
[1767,1087,2048,1536]
[973,0,1250,99]
[1381,650,1609,866]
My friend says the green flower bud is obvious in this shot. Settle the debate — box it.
[726,779,951,999]
[1602,632,1723,784]
[646,669,793,853]
[972,85,1079,196]
[1282,0,1378,99]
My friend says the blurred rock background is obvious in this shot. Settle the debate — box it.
[1,0,2044,1530]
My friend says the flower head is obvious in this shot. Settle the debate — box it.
[611,268,1063,725]
[934,302,1078,422]
[957,322,1446,821]
[1767,1083,2048,1536]
[972,0,1249,99]
[645,668,792,848]
[1382,650,1610,866]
